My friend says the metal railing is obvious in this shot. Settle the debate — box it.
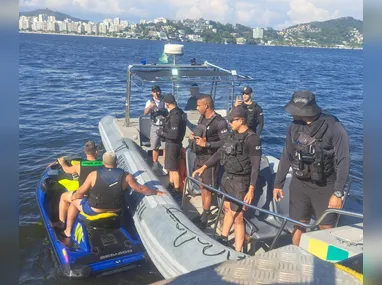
[182,176,363,251]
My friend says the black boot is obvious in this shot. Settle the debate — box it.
[216,235,230,247]
[195,210,210,230]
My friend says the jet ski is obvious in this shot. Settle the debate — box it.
[36,158,146,278]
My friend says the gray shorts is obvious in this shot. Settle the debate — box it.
[150,124,165,150]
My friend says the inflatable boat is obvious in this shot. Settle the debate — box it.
[36,159,146,278]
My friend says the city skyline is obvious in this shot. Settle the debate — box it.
[19,0,363,30]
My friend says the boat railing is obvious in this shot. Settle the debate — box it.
[182,176,363,251]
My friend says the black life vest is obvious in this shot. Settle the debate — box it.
[290,114,336,183]
[79,160,103,186]
[242,102,259,131]
[150,97,168,126]
[220,129,255,176]
[87,167,126,210]
[191,113,224,155]
[162,107,187,144]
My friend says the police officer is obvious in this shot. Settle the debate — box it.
[189,94,229,229]
[234,86,264,136]
[157,94,187,199]
[273,90,350,246]
[144,85,168,174]
[193,106,262,252]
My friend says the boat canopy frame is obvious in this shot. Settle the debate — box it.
[125,61,256,126]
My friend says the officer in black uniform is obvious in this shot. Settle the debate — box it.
[273,90,350,246]
[193,106,262,252]
[157,94,187,199]
[234,86,264,136]
[188,94,229,229]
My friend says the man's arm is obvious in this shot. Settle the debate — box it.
[144,100,155,115]
[256,105,264,136]
[58,157,80,175]
[125,174,166,196]
[274,125,293,189]
[209,119,229,149]
[71,171,95,200]
[332,121,350,194]
[245,135,262,188]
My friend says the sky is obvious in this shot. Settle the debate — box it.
[19,0,363,30]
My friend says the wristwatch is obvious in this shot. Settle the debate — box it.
[205,142,211,148]
[333,190,343,198]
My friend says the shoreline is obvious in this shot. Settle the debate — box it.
[19,31,363,50]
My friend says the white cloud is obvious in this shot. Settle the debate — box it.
[19,0,363,29]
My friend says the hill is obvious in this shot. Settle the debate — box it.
[19,8,88,23]
[274,17,363,47]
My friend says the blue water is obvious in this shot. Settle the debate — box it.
[19,33,363,284]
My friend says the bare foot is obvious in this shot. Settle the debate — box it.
[52,221,65,230]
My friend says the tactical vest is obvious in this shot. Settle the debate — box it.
[220,129,255,176]
[150,97,167,126]
[87,167,126,210]
[162,107,187,144]
[191,113,221,155]
[79,160,103,186]
[290,114,336,183]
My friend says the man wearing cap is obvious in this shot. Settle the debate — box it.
[157,94,187,200]
[234,86,264,136]
[185,83,200,111]
[144,85,168,174]
[273,90,350,246]
[59,151,167,238]
[189,94,229,229]
[193,106,261,252]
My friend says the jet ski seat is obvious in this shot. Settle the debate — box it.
[78,211,121,228]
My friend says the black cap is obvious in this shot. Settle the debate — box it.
[163,93,176,104]
[242,86,253,94]
[152,85,161,92]
[283,90,322,116]
[226,106,248,121]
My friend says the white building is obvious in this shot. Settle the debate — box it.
[48,16,56,22]
[154,17,167,24]
[78,24,85,34]
[99,23,108,34]
[19,16,29,30]
[114,17,120,26]
[38,14,48,22]
[253,27,264,39]
[47,21,56,32]
[92,23,99,35]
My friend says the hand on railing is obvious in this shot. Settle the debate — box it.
[192,165,207,177]
[273,188,284,202]
[243,189,254,211]
[328,195,342,209]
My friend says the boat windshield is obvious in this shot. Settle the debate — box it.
[125,62,255,123]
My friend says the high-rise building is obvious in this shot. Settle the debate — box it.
[38,14,48,22]
[47,21,56,32]
[78,24,85,34]
[92,23,99,35]
[48,16,56,22]
[253,27,264,39]
[114,17,120,26]
[86,22,93,34]
[99,23,108,34]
